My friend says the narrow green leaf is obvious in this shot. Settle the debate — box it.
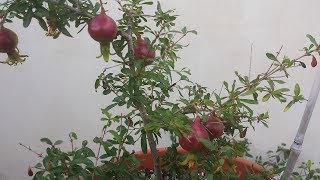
[198,138,215,150]
[141,133,147,154]
[284,100,295,112]
[239,99,258,104]
[294,83,300,96]
[181,27,187,34]
[266,53,277,61]
[69,132,78,140]
[54,140,63,146]
[34,163,42,168]
[241,88,255,96]
[307,34,318,47]
[94,79,100,90]
[40,138,52,145]
[142,1,153,5]
[262,94,271,102]
[70,157,94,167]
[35,17,48,31]
[188,30,198,35]
[109,130,122,143]
[59,26,73,37]
[23,8,33,28]
[274,80,285,84]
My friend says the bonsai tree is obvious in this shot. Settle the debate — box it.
[0,0,317,179]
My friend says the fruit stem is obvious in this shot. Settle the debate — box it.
[0,11,8,28]
[99,0,106,14]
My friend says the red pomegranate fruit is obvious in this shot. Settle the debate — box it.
[134,33,155,60]
[179,116,210,153]
[0,27,18,53]
[0,26,27,65]
[88,0,118,62]
[27,166,33,176]
[311,55,317,67]
[203,115,225,139]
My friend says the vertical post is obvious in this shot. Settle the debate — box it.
[281,66,320,179]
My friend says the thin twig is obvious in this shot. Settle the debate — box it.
[0,11,8,27]
[19,143,43,158]
[95,127,107,166]
[266,45,283,75]
[248,43,253,80]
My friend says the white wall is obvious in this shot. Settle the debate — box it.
[1,0,320,179]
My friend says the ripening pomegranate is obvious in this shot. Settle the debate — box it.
[88,0,118,62]
[0,26,27,65]
[179,116,209,153]
[27,166,33,176]
[311,55,317,67]
[134,33,155,60]
[203,115,225,139]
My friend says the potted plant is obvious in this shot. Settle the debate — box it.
[0,0,317,179]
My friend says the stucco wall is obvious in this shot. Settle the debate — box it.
[0,0,320,179]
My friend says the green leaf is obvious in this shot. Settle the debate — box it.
[103,103,117,112]
[274,80,285,84]
[267,80,275,90]
[142,1,153,5]
[206,173,214,180]
[34,163,42,168]
[156,2,162,13]
[94,79,100,90]
[181,27,187,34]
[69,132,77,140]
[262,94,271,102]
[58,26,73,37]
[34,7,49,17]
[241,88,256,96]
[188,30,198,35]
[54,140,63,146]
[294,83,300,96]
[307,34,318,47]
[141,133,147,154]
[284,100,295,112]
[198,138,215,150]
[23,7,33,28]
[109,130,122,143]
[40,138,53,145]
[75,147,95,158]
[274,88,290,95]
[70,157,94,167]
[266,53,277,61]
[239,99,258,104]
[35,17,48,31]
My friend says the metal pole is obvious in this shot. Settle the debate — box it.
[281,66,320,179]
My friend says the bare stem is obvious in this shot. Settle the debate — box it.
[95,127,107,166]
[19,143,43,158]
[248,43,253,80]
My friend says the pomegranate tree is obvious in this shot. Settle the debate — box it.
[0,0,314,179]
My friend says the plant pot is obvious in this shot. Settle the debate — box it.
[135,147,266,180]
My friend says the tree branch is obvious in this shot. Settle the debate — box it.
[44,0,94,18]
